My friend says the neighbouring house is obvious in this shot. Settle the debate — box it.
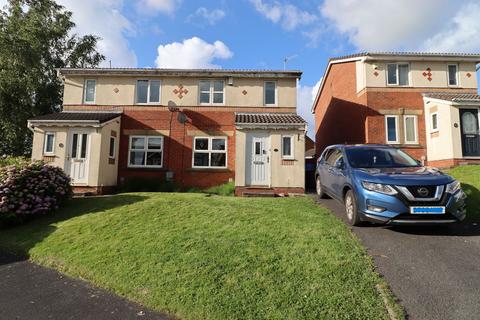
[312,52,480,167]
[27,68,306,196]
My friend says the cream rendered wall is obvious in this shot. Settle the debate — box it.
[364,61,478,88]
[31,127,68,169]
[355,60,366,93]
[97,120,120,186]
[63,76,297,108]
[235,130,246,187]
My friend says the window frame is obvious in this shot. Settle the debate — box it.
[84,79,96,104]
[198,80,225,105]
[192,136,228,169]
[386,63,410,86]
[431,112,439,133]
[127,135,164,168]
[264,80,278,106]
[281,135,294,159]
[447,64,459,87]
[43,132,55,155]
[403,115,418,144]
[385,115,400,144]
[108,136,116,159]
[135,79,162,105]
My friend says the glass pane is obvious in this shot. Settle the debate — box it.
[146,151,162,166]
[85,80,95,102]
[213,81,224,92]
[265,82,276,104]
[212,138,226,150]
[405,117,415,142]
[200,92,210,104]
[432,114,438,130]
[282,137,292,156]
[45,134,54,152]
[199,81,210,92]
[213,92,223,104]
[71,134,78,158]
[109,137,115,157]
[387,64,397,84]
[387,117,397,142]
[462,112,478,134]
[131,137,145,149]
[130,151,145,165]
[80,134,87,158]
[148,137,162,150]
[398,65,409,85]
[195,138,209,151]
[194,152,209,167]
[255,142,261,155]
[448,65,457,85]
[211,153,226,167]
[149,80,161,102]
[136,80,148,103]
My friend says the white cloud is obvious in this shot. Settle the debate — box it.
[250,0,316,31]
[136,0,181,15]
[155,37,233,69]
[187,7,226,26]
[297,79,321,139]
[320,0,466,51]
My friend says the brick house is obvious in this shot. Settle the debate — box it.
[312,52,480,167]
[28,68,306,195]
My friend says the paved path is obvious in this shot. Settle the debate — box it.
[0,252,171,320]
[316,197,480,320]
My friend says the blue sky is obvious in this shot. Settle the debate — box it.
[2,0,479,137]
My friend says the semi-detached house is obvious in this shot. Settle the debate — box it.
[28,68,306,196]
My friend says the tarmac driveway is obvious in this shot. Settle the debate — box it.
[317,197,480,320]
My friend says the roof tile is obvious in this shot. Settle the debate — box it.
[235,113,306,125]
[29,112,121,123]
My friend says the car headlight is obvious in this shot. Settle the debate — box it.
[446,180,461,194]
[361,181,398,195]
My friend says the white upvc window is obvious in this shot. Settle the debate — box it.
[199,80,225,105]
[192,136,227,168]
[128,136,163,168]
[84,79,96,104]
[431,112,439,133]
[403,115,418,144]
[386,63,410,86]
[264,81,277,106]
[109,136,116,159]
[385,115,400,144]
[447,64,458,86]
[136,80,161,104]
[281,135,294,159]
[43,132,55,154]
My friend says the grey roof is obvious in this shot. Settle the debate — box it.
[29,112,121,123]
[422,92,480,102]
[235,113,306,125]
[58,68,302,79]
[330,52,480,62]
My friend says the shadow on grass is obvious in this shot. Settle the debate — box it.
[0,194,148,265]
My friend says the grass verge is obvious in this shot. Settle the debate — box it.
[446,165,480,220]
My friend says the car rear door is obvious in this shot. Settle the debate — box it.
[322,148,343,196]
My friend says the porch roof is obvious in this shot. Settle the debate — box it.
[235,113,306,126]
[422,92,480,103]
[28,112,122,125]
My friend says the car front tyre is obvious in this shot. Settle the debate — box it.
[344,190,362,226]
[316,176,327,199]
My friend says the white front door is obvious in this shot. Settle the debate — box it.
[67,130,90,184]
[247,133,270,186]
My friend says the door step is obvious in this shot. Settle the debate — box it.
[238,187,276,197]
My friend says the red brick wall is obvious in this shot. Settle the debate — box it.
[118,109,236,189]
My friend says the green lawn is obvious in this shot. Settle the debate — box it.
[0,193,400,320]
[446,165,480,220]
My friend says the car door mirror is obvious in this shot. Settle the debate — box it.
[335,158,345,170]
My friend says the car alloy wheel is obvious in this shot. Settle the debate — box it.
[344,190,362,226]
[316,177,322,195]
[345,194,354,220]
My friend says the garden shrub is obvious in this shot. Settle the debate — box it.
[0,156,29,168]
[204,181,235,196]
[0,161,72,225]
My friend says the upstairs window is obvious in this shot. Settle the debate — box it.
[385,115,399,144]
[43,132,55,154]
[136,80,161,104]
[448,64,458,86]
[264,81,277,105]
[387,63,409,86]
[84,79,96,103]
[199,80,224,104]
[282,135,294,159]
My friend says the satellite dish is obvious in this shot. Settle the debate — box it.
[167,100,178,112]
[177,112,187,124]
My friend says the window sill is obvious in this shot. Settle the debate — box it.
[186,168,231,173]
[388,144,423,148]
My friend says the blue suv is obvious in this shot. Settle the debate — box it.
[315,145,467,226]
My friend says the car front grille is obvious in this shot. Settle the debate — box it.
[405,185,437,198]
[395,184,445,202]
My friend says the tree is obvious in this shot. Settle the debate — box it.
[0,0,104,155]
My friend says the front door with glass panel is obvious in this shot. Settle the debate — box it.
[247,133,270,186]
[460,109,480,156]
[68,130,90,184]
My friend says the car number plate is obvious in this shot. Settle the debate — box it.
[410,206,445,214]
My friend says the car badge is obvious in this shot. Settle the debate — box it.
[417,187,429,197]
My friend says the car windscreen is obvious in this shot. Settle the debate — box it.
[345,147,420,168]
